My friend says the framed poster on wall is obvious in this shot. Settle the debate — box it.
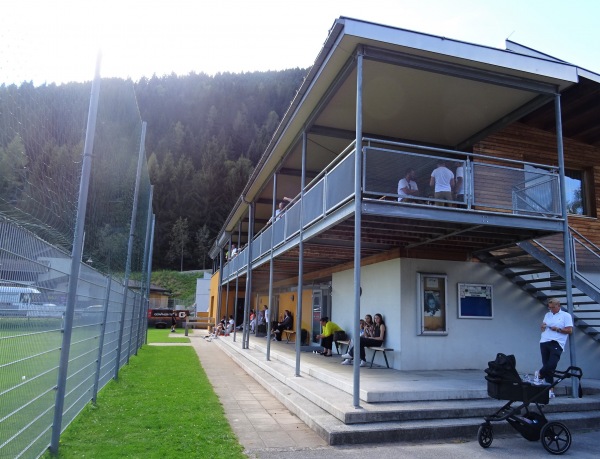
[458,283,493,319]
[418,273,447,335]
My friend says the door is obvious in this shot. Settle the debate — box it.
[311,290,322,343]
[311,284,331,343]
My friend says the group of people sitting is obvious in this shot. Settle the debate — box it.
[204,314,235,341]
[313,314,386,366]
[397,159,464,206]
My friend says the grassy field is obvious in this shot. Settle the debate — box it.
[43,329,245,458]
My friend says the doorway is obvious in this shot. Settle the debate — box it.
[311,283,331,344]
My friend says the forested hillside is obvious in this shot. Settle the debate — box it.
[0,68,307,271]
[136,69,307,270]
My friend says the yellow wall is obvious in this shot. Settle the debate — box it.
[210,272,316,340]
[208,272,220,320]
[257,289,313,336]
[209,271,253,321]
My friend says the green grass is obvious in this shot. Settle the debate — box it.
[44,343,245,458]
[146,327,192,344]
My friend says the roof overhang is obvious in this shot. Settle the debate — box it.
[215,17,582,250]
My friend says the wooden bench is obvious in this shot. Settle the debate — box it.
[335,340,350,355]
[281,330,296,343]
[186,317,215,330]
[366,347,393,368]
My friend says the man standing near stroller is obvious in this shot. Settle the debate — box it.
[535,298,573,398]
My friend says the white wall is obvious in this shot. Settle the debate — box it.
[195,278,211,312]
[332,257,599,378]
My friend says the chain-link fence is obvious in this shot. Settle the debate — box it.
[1,65,153,458]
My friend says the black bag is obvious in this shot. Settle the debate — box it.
[484,352,521,383]
[333,330,347,342]
[256,324,267,337]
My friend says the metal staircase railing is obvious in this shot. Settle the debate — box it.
[474,227,600,342]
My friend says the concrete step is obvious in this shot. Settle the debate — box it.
[212,336,600,445]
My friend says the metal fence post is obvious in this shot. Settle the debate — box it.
[144,215,156,344]
[115,121,147,379]
[136,186,154,351]
[50,53,102,455]
[92,275,112,404]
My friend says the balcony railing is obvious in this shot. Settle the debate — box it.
[222,138,562,281]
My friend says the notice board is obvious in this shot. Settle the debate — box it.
[458,283,493,319]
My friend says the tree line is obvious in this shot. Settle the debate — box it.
[1,69,307,270]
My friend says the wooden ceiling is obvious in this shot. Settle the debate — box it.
[521,76,600,147]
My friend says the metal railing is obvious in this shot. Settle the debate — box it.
[221,138,562,282]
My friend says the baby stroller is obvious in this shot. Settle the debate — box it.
[478,353,583,455]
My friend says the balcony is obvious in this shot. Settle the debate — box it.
[221,138,564,289]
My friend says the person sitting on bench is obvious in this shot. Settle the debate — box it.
[314,317,344,357]
[342,313,386,366]
[273,310,293,341]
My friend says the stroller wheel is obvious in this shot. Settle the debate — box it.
[477,423,493,448]
[541,421,571,455]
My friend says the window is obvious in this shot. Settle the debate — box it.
[565,169,589,216]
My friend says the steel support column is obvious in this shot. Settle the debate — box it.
[233,221,242,342]
[295,133,307,376]
[267,174,277,360]
[555,94,578,397]
[353,50,364,408]
[243,203,254,349]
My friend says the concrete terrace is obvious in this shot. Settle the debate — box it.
[180,331,600,446]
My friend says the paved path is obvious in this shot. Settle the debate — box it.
[186,334,327,456]
[168,333,599,458]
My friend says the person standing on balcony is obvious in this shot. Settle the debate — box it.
[397,168,419,202]
[275,196,292,220]
[535,298,573,398]
[454,162,465,204]
[430,160,455,206]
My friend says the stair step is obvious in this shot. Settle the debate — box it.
[504,268,548,278]
[213,337,600,446]
[480,251,527,262]
[515,276,560,285]
[500,259,545,269]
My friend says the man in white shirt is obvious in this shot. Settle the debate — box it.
[397,168,419,202]
[535,298,573,398]
[430,160,455,206]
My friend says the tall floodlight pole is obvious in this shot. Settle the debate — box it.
[115,121,147,378]
[50,53,102,455]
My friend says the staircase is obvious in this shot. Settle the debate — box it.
[474,227,600,342]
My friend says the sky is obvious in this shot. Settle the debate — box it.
[1,0,599,86]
